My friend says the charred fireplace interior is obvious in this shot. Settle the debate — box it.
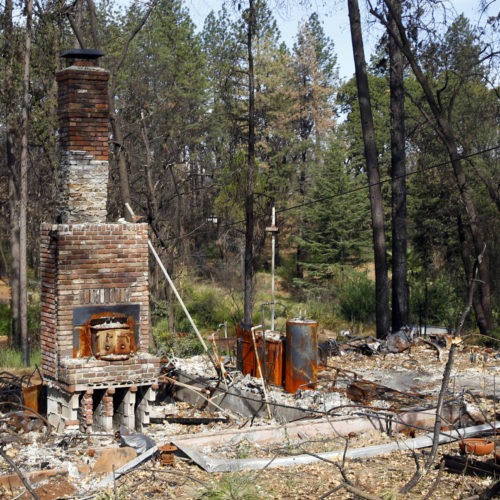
[74,306,139,360]
[40,49,160,432]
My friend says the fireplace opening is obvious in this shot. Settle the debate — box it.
[74,305,140,360]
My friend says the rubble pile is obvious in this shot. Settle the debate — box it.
[0,333,499,498]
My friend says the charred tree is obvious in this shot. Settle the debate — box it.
[19,0,32,365]
[388,0,408,332]
[243,0,257,328]
[348,0,390,338]
[375,0,494,333]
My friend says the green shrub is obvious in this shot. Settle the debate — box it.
[0,302,41,343]
[171,284,239,333]
[199,472,260,499]
[0,304,10,337]
[151,283,242,357]
[279,298,337,331]
[277,253,301,291]
[28,302,41,342]
[410,275,460,328]
[337,273,376,324]
[152,317,204,358]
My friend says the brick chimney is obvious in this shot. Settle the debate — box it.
[56,49,109,223]
[40,50,160,432]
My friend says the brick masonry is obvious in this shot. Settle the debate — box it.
[40,222,160,389]
[42,52,159,430]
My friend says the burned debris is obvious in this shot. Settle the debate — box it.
[2,324,500,499]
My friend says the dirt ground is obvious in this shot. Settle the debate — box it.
[0,279,9,303]
[2,425,496,500]
[111,442,497,499]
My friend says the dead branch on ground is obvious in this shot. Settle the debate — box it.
[319,481,381,500]
[0,443,39,499]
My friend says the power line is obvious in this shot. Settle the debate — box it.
[171,144,499,241]
[275,144,500,216]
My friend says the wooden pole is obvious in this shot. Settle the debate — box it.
[251,325,272,419]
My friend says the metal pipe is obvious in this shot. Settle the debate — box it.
[270,207,276,331]
[250,324,272,419]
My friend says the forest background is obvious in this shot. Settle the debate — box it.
[0,0,498,364]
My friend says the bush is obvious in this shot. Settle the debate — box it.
[0,302,41,343]
[28,302,41,343]
[152,318,205,358]
[172,284,238,333]
[0,304,10,337]
[151,283,239,357]
[200,472,260,499]
[337,273,376,324]
[288,299,340,331]
[410,275,461,328]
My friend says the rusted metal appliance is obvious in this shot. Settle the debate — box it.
[258,332,285,387]
[236,323,256,376]
[75,308,138,360]
[284,318,318,393]
[237,324,285,387]
[89,313,134,360]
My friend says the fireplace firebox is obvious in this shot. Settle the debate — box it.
[74,306,139,360]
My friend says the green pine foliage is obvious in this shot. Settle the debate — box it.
[299,141,372,266]
[2,0,498,347]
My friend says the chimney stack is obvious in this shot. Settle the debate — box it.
[56,49,109,223]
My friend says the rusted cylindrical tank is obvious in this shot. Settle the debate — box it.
[236,323,256,376]
[259,332,285,387]
[284,318,318,393]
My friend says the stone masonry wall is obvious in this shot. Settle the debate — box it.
[40,222,154,389]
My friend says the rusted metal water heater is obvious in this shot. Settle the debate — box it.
[284,318,318,393]
[236,323,256,376]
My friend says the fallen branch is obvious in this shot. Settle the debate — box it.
[422,458,445,500]
[461,479,500,500]
[320,482,381,500]
[0,444,39,499]
[400,246,484,495]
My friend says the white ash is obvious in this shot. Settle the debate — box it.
[91,321,128,329]
[173,354,219,378]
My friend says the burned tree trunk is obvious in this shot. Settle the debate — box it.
[19,0,32,366]
[348,0,390,339]
[243,0,257,328]
[377,0,494,333]
[388,0,408,332]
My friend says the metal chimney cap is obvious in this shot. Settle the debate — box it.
[61,48,104,60]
